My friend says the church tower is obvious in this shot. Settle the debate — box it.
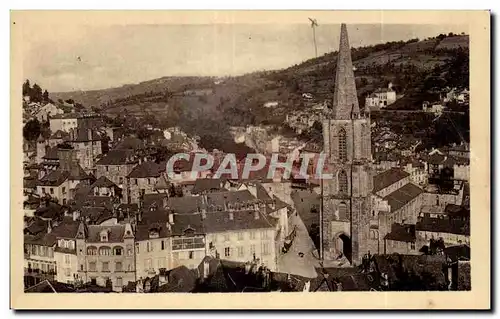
[321,24,373,266]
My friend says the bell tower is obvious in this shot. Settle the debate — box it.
[321,24,373,266]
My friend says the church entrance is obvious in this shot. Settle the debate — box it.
[334,233,352,263]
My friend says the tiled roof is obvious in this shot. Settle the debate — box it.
[206,190,256,206]
[24,231,57,247]
[157,266,198,293]
[373,168,410,192]
[38,169,69,187]
[114,136,144,150]
[51,219,80,239]
[383,183,424,212]
[135,220,170,241]
[86,225,126,243]
[95,149,137,165]
[167,196,203,214]
[80,207,114,225]
[91,176,117,189]
[202,209,277,233]
[427,153,446,165]
[143,193,168,209]
[171,213,205,236]
[128,161,166,178]
[191,178,225,194]
[34,202,64,220]
[384,223,416,242]
[24,218,49,236]
[416,216,470,236]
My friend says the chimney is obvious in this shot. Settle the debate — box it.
[201,209,206,220]
[254,211,260,220]
[168,213,174,225]
[72,210,80,221]
[229,212,234,220]
[47,221,52,234]
[87,129,92,141]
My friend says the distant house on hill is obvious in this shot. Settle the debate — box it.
[365,83,397,109]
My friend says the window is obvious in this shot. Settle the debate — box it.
[62,187,66,194]
[117,166,121,172]
[41,188,46,194]
[261,230,269,239]
[119,177,123,184]
[63,198,67,205]
[106,166,109,172]
[410,242,415,250]
[224,247,231,257]
[250,231,256,240]
[49,188,54,195]
[338,128,347,162]
[224,234,230,242]
[64,254,70,264]
[116,277,123,287]
[64,268,71,276]
[102,262,109,272]
[115,262,122,272]
[338,202,348,220]
[237,246,244,257]
[80,264,84,271]
[127,245,133,256]
[134,179,138,185]
[89,262,96,272]
[90,278,97,285]
[147,241,153,252]
[189,251,194,259]
[135,243,140,254]
[161,240,165,250]
[114,247,122,256]
[237,232,244,241]
[99,247,111,256]
[262,243,270,255]
[145,258,152,270]
[338,170,348,194]
[250,245,256,256]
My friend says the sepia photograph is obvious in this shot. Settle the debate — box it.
[10,10,490,309]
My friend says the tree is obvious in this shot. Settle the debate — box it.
[23,119,41,141]
[42,90,49,102]
[31,83,43,103]
[22,80,31,97]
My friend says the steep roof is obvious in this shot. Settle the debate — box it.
[373,168,410,193]
[86,225,126,243]
[154,174,170,190]
[202,209,277,233]
[95,149,136,165]
[416,216,470,236]
[91,176,117,189]
[49,130,70,140]
[192,178,225,194]
[114,136,144,150]
[384,223,416,242]
[38,169,69,187]
[128,161,166,178]
[383,183,424,212]
[331,23,360,119]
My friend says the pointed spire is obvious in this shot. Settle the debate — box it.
[75,219,88,239]
[331,23,360,119]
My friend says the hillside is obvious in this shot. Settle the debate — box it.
[49,34,469,151]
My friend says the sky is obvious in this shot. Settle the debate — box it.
[22,23,468,92]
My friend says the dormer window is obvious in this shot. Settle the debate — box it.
[100,229,109,242]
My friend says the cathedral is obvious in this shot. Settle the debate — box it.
[321,24,377,266]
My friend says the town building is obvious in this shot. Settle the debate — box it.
[66,128,103,172]
[126,160,167,204]
[34,103,64,122]
[75,221,136,292]
[365,83,397,109]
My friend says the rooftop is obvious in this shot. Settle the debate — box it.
[383,183,424,212]
[373,168,410,193]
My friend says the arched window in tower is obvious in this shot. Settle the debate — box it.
[338,127,347,162]
[338,170,348,194]
[338,202,348,220]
